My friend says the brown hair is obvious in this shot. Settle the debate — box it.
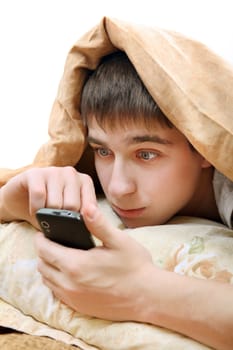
[80,51,173,129]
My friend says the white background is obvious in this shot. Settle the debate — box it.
[0,0,232,168]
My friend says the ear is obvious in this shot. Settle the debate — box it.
[201,157,212,169]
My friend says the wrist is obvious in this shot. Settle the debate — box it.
[128,264,165,324]
[134,265,169,325]
[134,266,198,327]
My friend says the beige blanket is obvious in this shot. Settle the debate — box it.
[0,16,232,186]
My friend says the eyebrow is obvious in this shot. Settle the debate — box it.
[88,134,173,146]
[130,135,173,145]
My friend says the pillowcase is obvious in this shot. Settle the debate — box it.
[0,199,232,350]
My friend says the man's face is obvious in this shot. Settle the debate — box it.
[87,118,209,228]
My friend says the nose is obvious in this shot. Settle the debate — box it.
[107,159,136,198]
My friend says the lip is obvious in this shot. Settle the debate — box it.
[112,204,146,219]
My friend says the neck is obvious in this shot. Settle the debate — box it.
[178,167,221,223]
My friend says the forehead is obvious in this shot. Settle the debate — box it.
[84,111,171,131]
[87,117,187,146]
[87,114,169,132]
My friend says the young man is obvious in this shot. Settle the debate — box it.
[0,52,232,350]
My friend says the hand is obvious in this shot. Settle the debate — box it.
[35,203,155,321]
[0,166,96,227]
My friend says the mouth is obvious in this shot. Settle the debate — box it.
[112,204,146,219]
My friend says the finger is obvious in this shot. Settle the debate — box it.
[82,204,123,248]
[41,276,60,295]
[37,256,61,287]
[23,171,48,215]
[23,168,65,214]
[42,168,66,209]
[35,232,67,267]
[42,279,71,309]
[80,174,97,211]
[34,231,85,271]
[39,272,65,303]
[62,167,83,211]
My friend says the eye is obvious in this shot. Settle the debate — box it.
[137,150,158,161]
[94,147,112,157]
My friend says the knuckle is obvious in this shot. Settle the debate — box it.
[65,257,83,279]
[30,186,45,202]
[80,173,94,186]
[63,166,78,176]
[68,268,79,279]
[24,167,39,177]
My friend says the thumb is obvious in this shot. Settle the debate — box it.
[82,204,121,248]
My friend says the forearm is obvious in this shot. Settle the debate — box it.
[136,267,233,350]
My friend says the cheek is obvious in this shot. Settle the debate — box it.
[94,160,109,191]
[148,152,203,196]
[162,154,203,197]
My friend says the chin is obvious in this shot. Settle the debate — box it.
[121,216,171,228]
[121,218,153,229]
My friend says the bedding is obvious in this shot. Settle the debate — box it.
[0,199,233,349]
[0,330,78,350]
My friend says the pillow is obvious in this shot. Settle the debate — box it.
[1,16,233,186]
[0,199,232,350]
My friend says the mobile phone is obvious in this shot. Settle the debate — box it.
[36,208,95,250]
